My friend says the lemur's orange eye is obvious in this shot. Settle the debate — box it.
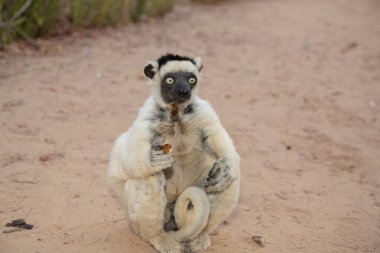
[189,77,196,84]
[166,77,174,84]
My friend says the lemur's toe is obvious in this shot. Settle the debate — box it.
[186,233,210,253]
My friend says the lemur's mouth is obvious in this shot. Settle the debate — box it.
[174,95,191,104]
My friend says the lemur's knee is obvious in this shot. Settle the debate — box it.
[173,186,210,242]
[124,176,167,240]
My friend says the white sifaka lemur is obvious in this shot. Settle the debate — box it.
[107,54,240,253]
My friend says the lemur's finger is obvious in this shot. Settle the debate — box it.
[151,151,172,163]
[152,159,173,167]
[205,175,234,193]
[151,150,166,156]
[151,155,173,167]
[152,144,162,151]
[152,144,172,154]
[205,172,218,187]
[152,153,173,162]
[204,176,219,186]
[208,166,221,181]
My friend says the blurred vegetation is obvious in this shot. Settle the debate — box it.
[190,0,225,4]
[0,0,59,46]
[129,0,176,22]
[71,0,129,27]
[0,0,223,47]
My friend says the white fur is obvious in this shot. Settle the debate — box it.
[159,61,201,78]
[108,57,240,253]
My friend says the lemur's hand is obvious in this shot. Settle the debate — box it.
[151,144,173,171]
[205,158,234,193]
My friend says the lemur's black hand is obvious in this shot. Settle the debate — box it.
[204,158,234,193]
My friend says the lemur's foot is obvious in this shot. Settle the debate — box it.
[186,233,210,253]
[149,233,190,253]
[151,145,173,170]
[205,158,234,193]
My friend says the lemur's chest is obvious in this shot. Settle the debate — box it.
[162,120,201,155]
[150,105,202,155]
[150,107,214,203]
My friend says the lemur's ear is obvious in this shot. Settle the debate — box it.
[144,64,155,79]
[144,61,158,79]
[194,57,203,72]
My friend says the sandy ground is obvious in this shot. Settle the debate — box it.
[1,0,380,252]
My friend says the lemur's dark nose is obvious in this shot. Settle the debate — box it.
[178,89,190,97]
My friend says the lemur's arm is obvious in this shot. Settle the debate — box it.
[197,101,240,193]
[122,121,172,179]
[203,125,240,193]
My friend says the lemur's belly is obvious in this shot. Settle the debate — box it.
[164,149,214,204]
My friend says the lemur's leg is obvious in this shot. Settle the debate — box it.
[205,179,239,233]
[172,186,210,242]
[199,123,240,233]
[123,174,186,253]
[123,173,166,239]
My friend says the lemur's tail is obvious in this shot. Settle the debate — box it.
[173,186,210,242]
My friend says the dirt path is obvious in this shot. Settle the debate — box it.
[1,0,380,252]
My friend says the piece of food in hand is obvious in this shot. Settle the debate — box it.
[162,144,172,154]
[152,144,172,154]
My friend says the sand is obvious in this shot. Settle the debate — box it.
[1,0,379,252]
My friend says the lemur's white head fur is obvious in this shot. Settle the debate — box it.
[144,54,203,108]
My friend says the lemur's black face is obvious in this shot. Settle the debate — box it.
[144,54,203,105]
[160,71,197,104]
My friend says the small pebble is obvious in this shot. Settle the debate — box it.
[6,218,25,227]
[252,235,265,247]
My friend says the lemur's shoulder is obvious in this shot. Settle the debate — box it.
[131,96,158,131]
[134,96,156,118]
[192,96,218,116]
[188,96,221,128]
